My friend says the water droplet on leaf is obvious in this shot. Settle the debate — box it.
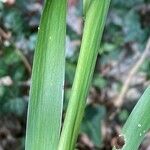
[140,133,142,136]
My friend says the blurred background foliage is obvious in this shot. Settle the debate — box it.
[0,0,150,149]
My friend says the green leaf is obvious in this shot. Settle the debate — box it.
[3,47,21,65]
[0,86,5,99]
[112,0,144,8]
[92,74,107,89]
[83,0,92,16]
[113,86,150,150]
[58,1,111,149]
[118,109,129,122]
[2,98,27,116]
[63,88,72,111]
[140,59,150,79]
[25,0,67,150]
[81,105,105,147]
[124,10,146,43]
[65,61,76,85]
[4,9,24,33]
[99,42,117,54]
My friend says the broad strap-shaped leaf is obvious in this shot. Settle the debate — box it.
[58,1,111,150]
[113,86,150,150]
[25,0,67,150]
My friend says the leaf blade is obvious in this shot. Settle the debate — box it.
[25,0,67,149]
[58,1,111,149]
[113,86,150,150]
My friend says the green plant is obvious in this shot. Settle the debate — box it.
[1,0,150,149]
[58,0,111,149]
[113,86,150,150]
[25,0,67,149]
[25,0,110,150]
[25,0,150,149]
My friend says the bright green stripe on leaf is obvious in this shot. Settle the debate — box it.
[113,86,150,150]
[58,1,111,150]
[25,0,67,150]
[83,0,92,16]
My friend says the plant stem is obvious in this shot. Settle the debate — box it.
[25,0,67,149]
[58,1,111,150]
